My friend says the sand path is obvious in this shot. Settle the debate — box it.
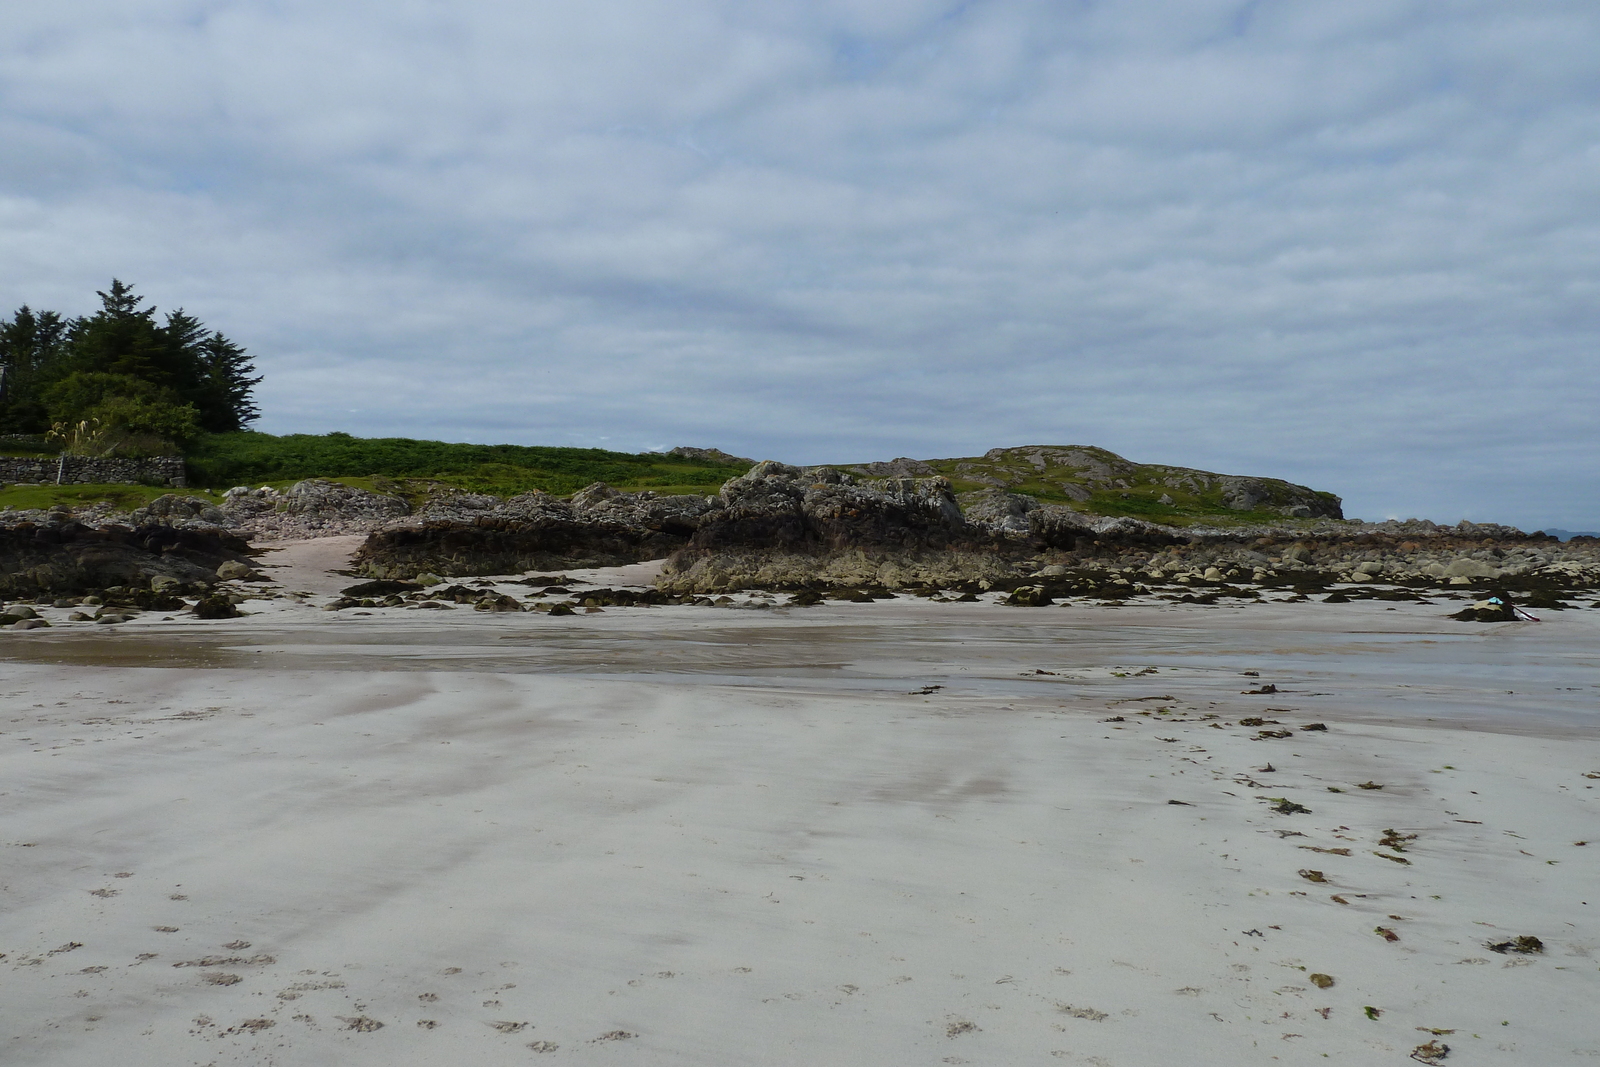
[252,534,368,594]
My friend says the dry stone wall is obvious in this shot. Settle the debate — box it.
[0,455,186,488]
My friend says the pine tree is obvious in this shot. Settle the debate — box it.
[196,331,262,432]
[67,279,166,383]
[0,306,69,433]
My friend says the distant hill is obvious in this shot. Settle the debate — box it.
[1541,528,1599,542]
[843,445,1342,525]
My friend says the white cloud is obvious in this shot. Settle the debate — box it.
[2,0,1598,527]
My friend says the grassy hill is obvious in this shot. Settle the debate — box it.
[846,445,1341,526]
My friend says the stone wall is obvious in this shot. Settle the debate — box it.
[0,455,187,488]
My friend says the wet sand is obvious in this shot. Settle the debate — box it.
[2,559,1597,1065]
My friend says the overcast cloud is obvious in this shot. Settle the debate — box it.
[3,0,1597,527]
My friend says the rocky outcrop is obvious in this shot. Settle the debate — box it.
[654,463,992,591]
[667,446,754,467]
[340,458,1600,592]
[350,484,720,579]
[124,480,412,540]
[0,518,254,597]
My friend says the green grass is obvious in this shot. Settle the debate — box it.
[0,482,225,512]
[183,431,751,497]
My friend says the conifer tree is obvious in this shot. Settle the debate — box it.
[0,280,262,442]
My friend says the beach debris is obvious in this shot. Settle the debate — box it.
[527,1041,559,1052]
[1356,781,1384,790]
[339,1016,384,1032]
[912,685,944,695]
[1373,851,1412,864]
[1298,869,1327,883]
[1100,716,1125,723]
[224,1018,276,1034]
[946,1020,980,1036]
[1364,1006,1383,1019]
[490,1021,528,1033]
[1258,763,1276,773]
[1058,1005,1109,1021]
[1378,829,1416,851]
[1299,722,1327,731]
[1242,670,1260,676]
[1255,729,1294,739]
[1375,926,1400,942]
[1417,1028,1456,1035]
[1167,799,1193,805]
[1266,797,1312,815]
[1486,936,1544,954]
[1330,895,1349,905]
[1308,973,1335,989]
[592,1031,637,1042]
[1300,846,1351,856]
[1239,718,1278,727]
[1410,1039,1450,1064]
[1242,684,1278,694]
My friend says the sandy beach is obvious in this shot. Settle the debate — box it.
[2,546,1597,1066]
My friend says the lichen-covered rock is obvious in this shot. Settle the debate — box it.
[281,479,409,522]
[960,490,1040,534]
[129,495,230,527]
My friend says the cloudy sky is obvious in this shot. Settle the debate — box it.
[3,1,1597,528]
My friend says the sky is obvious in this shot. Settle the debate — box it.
[2,0,1597,529]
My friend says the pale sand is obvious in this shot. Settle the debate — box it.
[2,551,1597,1065]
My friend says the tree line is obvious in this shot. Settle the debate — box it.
[0,280,261,456]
